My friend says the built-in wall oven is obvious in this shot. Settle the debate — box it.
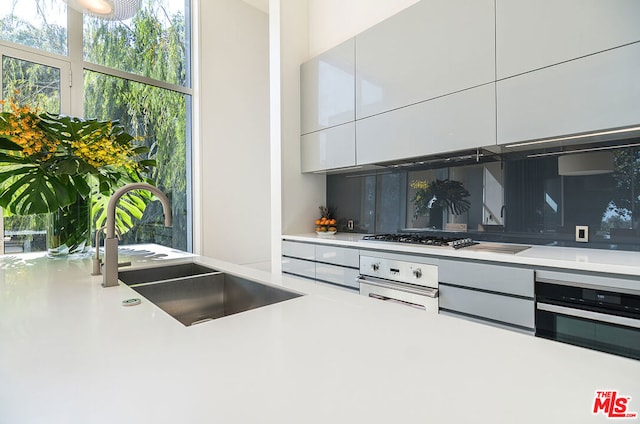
[358,253,438,313]
[535,272,640,361]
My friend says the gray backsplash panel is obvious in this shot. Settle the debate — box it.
[327,144,640,251]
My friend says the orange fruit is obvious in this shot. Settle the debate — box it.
[315,219,321,225]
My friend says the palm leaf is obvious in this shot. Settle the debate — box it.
[0,166,77,215]
[92,189,153,235]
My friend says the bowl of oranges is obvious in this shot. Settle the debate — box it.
[315,217,337,235]
[315,206,337,235]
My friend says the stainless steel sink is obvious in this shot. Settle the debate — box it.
[129,272,303,326]
[118,263,218,285]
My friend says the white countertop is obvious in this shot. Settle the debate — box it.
[1,244,639,423]
[283,233,640,277]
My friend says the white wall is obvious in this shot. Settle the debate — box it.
[195,0,421,268]
[198,0,271,266]
[273,0,420,263]
[307,0,420,57]
[278,0,326,240]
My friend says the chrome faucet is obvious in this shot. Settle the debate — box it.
[102,183,172,287]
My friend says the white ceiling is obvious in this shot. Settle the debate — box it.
[241,0,269,14]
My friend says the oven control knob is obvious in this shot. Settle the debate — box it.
[371,263,380,272]
[413,268,422,279]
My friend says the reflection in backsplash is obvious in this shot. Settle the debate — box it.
[327,143,640,251]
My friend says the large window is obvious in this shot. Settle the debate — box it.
[0,0,192,254]
[0,0,68,55]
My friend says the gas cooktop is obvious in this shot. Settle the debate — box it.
[361,233,478,249]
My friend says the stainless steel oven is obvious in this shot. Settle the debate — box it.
[535,278,640,360]
[358,254,438,313]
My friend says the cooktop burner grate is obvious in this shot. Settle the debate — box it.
[362,234,453,246]
[362,234,479,249]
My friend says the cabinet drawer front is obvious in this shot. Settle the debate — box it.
[497,43,640,145]
[315,245,359,268]
[282,257,315,279]
[282,241,315,260]
[301,122,356,173]
[356,84,496,165]
[439,285,534,329]
[439,260,533,297]
[315,264,360,289]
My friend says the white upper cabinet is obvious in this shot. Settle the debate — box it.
[355,0,495,120]
[496,0,640,79]
[300,38,355,134]
[301,122,356,173]
[357,84,496,165]
[497,43,640,145]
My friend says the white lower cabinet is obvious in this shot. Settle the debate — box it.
[438,259,535,333]
[281,240,360,291]
[281,257,315,280]
[315,264,359,290]
[439,285,534,331]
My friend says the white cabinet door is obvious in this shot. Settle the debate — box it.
[356,84,496,165]
[355,0,495,119]
[496,0,640,79]
[301,122,356,172]
[315,244,359,268]
[497,43,640,145]
[439,285,535,330]
[282,241,315,260]
[439,259,534,297]
[282,257,315,280]
[300,38,355,134]
[315,264,360,290]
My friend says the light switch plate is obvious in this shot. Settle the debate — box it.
[575,225,589,242]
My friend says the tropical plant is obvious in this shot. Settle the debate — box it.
[1,0,189,250]
[411,178,471,220]
[0,98,156,234]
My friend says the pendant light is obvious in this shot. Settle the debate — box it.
[64,0,141,21]
[558,151,615,176]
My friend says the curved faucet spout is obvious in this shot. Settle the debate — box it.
[102,183,172,287]
[106,183,172,239]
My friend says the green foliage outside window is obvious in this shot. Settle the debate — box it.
[0,0,190,252]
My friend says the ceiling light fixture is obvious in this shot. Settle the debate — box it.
[558,151,615,176]
[64,0,140,21]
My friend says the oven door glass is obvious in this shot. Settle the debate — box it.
[536,307,640,360]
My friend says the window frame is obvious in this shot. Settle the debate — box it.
[0,2,193,254]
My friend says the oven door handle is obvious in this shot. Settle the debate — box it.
[537,302,640,329]
[357,276,438,298]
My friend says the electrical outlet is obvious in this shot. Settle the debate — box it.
[575,225,589,242]
[347,219,354,231]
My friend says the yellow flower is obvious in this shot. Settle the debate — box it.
[2,97,141,178]
[410,180,429,190]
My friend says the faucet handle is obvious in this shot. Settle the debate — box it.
[91,258,103,276]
